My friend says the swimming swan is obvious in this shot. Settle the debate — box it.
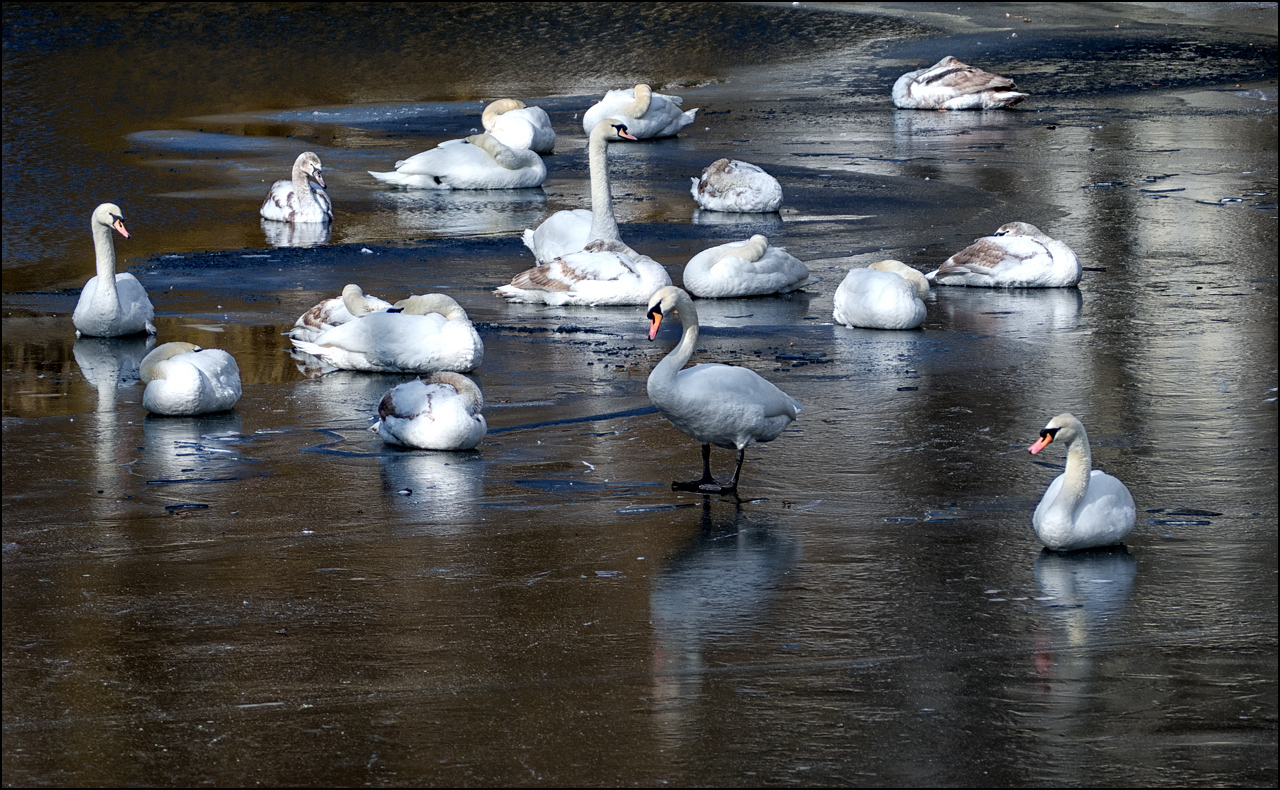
[892,56,1029,110]
[833,260,930,330]
[140,341,242,416]
[690,159,783,213]
[646,286,801,493]
[288,284,393,342]
[581,83,698,139]
[72,202,156,338]
[368,133,546,189]
[371,372,487,451]
[482,98,555,154]
[497,238,671,306]
[682,235,812,298]
[290,293,483,373]
[927,222,1081,288]
[1029,413,1136,551]
[260,152,333,224]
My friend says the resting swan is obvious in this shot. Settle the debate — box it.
[290,293,483,373]
[581,83,698,139]
[73,203,156,337]
[682,235,812,298]
[260,152,333,224]
[140,342,242,416]
[690,159,783,213]
[288,284,393,342]
[927,222,1081,288]
[833,260,930,330]
[497,238,671,306]
[372,372,487,451]
[482,98,555,154]
[646,286,801,493]
[1029,413,1136,551]
[522,120,638,264]
[368,132,546,189]
[892,56,1029,110]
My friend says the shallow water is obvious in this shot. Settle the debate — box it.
[3,2,1277,786]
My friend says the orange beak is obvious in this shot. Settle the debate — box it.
[647,312,662,341]
[113,218,130,239]
[1028,434,1053,454]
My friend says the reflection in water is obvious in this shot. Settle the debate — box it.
[141,411,246,482]
[73,335,156,412]
[379,450,487,534]
[688,290,814,328]
[261,218,331,248]
[691,209,785,234]
[931,287,1084,337]
[890,108,1022,169]
[367,187,547,237]
[289,368,410,428]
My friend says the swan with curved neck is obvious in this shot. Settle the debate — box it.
[261,152,333,224]
[645,286,801,493]
[289,283,392,342]
[482,98,555,154]
[928,222,1080,288]
[690,159,783,213]
[893,56,1029,110]
[682,234,812,298]
[368,132,546,189]
[372,371,487,451]
[581,83,698,139]
[72,203,156,337]
[833,260,930,330]
[140,341,242,416]
[1029,413,1136,551]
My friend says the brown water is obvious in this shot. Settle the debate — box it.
[3,3,1277,786]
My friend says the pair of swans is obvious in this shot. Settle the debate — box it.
[893,56,1029,110]
[690,159,783,214]
[261,152,333,224]
[1029,413,1136,551]
[581,84,698,139]
[833,260,931,330]
[73,203,156,338]
[927,222,1081,288]
[369,131,546,190]
[140,341,242,416]
[371,372,487,451]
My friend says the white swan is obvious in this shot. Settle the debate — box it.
[72,203,156,338]
[290,293,483,373]
[288,284,393,342]
[482,98,555,154]
[892,56,1029,110]
[646,286,801,493]
[927,222,1081,288]
[497,238,672,306]
[140,342,242,416]
[522,119,638,264]
[581,83,698,139]
[371,372,487,451]
[1029,413,1136,551]
[260,152,333,224]
[368,132,546,189]
[833,260,930,330]
[690,159,783,213]
[682,235,812,298]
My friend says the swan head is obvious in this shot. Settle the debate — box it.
[340,284,378,316]
[1029,412,1086,454]
[92,202,129,239]
[428,371,484,411]
[482,98,526,125]
[140,341,201,383]
[994,221,1047,240]
[646,286,695,341]
[869,260,930,298]
[588,118,638,143]
[393,293,468,320]
[294,152,325,189]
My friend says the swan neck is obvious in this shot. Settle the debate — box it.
[91,219,119,294]
[627,85,652,119]
[652,300,700,385]
[587,130,619,242]
[1054,436,1094,515]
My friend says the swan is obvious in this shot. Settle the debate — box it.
[371,372,487,451]
[482,98,555,154]
[690,159,783,213]
[646,286,801,493]
[260,152,333,224]
[140,342,242,416]
[522,119,638,264]
[368,133,546,189]
[290,293,483,373]
[927,222,1081,288]
[497,238,672,306]
[288,283,393,342]
[72,203,155,338]
[1029,413,1136,551]
[682,235,812,298]
[833,260,930,330]
[892,56,1029,110]
[581,83,698,139]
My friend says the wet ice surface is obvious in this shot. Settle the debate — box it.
[3,3,1277,786]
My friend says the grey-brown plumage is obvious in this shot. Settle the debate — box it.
[892,56,1028,110]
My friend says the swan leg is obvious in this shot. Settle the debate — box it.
[672,444,741,494]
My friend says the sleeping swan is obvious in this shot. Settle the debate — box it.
[690,159,783,213]
[368,132,546,189]
[682,235,812,298]
[927,222,1081,288]
[833,260,930,330]
[581,83,698,139]
[260,152,333,224]
[140,342,242,416]
[646,286,801,493]
[1029,413,1136,551]
[482,98,555,154]
[288,283,393,342]
[892,56,1029,110]
[497,238,671,306]
[73,202,156,337]
[372,372,487,451]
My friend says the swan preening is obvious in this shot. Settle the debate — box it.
[646,286,801,493]
[927,222,1081,288]
[690,159,783,213]
[368,132,546,189]
[260,152,333,224]
[72,203,156,338]
[140,341,242,416]
[681,234,812,298]
[482,98,555,154]
[522,120,638,265]
[289,284,392,343]
[1029,413,1136,551]
[497,238,672,306]
[833,260,930,330]
[372,372,487,451]
[892,56,1029,110]
[581,84,698,139]
[290,293,483,373]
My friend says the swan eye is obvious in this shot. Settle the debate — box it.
[1039,427,1059,441]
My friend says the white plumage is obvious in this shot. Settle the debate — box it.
[372,372,487,451]
[833,260,930,330]
[260,152,333,224]
[892,56,1029,110]
[73,203,156,338]
[140,342,242,416]
[368,133,546,189]
[497,238,671,306]
[1029,413,1136,551]
[682,235,811,298]
[482,98,555,154]
[288,284,392,343]
[581,83,698,139]
[690,159,783,213]
[927,222,1081,288]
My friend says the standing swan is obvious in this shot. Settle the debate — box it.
[368,133,546,189]
[482,98,556,154]
[581,84,698,139]
[646,286,801,493]
[833,260,930,330]
[72,203,156,337]
[1029,413,1136,551]
[260,152,333,224]
[927,222,1081,288]
[372,372,487,451]
[892,56,1029,110]
[690,159,783,213]
[682,234,812,298]
[140,342,242,416]
[522,120,638,264]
